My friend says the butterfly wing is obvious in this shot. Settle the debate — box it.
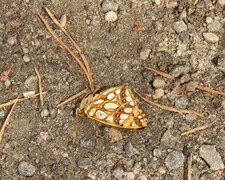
[83,85,147,129]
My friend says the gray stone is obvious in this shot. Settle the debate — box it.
[215,56,225,73]
[153,148,162,157]
[18,161,36,177]
[170,65,191,78]
[24,75,37,89]
[95,159,107,170]
[105,11,118,22]
[112,167,124,179]
[199,145,224,171]
[152,88,164,99]
[207,20,222,32]
[80,138,95,149]
[77,158,92,169]
[140,48,151,60]
[101,0,119,13]
[4,79,11,88]
[173,21,187,33]
[153,78,166,88]
[124,142,139,157]
[165,151,185,170]
[161,129,178,148]
[203,32,219,43]
[175,97,189,109]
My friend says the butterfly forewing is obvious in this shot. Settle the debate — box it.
[80,85,147,129]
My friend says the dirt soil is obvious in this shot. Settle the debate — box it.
[1,0,225,179]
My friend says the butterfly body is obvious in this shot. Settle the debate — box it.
[77,85,147,129]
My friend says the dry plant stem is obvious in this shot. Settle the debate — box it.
[136,92,206,118]
[44,7,94,91]
[187,153,193,180]
[145,66,175,80]
[57,88,88,107]
[34,67,44,106]
[197,85,225,96]
[0,92,47,109]
[37,13,93,90]
[0,98,18,144]
[181,125,208,136]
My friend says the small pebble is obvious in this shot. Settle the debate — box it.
[153,148,162,157]
[41,109,49,117]
[7,36,16,45]
[124,172,135,180]
[155,0,161,5]
[173,21,188,33]
[101,0,119,13]
[80,138,95,149]
[105,11,118,22]
[124,142,139,157]
[152,88,164,99]
[18,161,36,177]
[175,97,189,109]
[206,17,213,24]
[49,108,57,119]
[22,47,29,54]
[4,79,11,88]
[0,110,5,119]
[170,65,191,78]
[24,75,37,89]
[161,129,178,148]
[77,158,92,169]
[207,20,222,32]
[153,78,166,88]
[158,166,166,174]
[203,32,219,43]
[165,151,185,171]
[112,167,124,179]
[140,48,151,60]
[23,55,30,63]
[95,159,107,170]
[60,14,67,27]
[199,145,224,171]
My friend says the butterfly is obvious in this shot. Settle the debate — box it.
[76,85,147,129]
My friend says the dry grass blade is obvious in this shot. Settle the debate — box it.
[145,66,175,80]
[0,97,19,143]
[57,88,88,108]
[187,153,193,180]
[44,7,94,91]
[37,12,93,90]
[197,85,225,96]
[181,125,208,136]
[34,67,44,106]
[136,91,206,118]
[0,92,47,109]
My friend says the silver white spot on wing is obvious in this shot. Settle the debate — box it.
[129,101,135,106]
[88,108,96,116]
[120,114,129,119]
[93,99,104,104]
[124,108,132,113]
[125,89,129,96]
[104,103,119,110]
[96,110,108,119]
[126,96,132,102]
[107,93,115,100]
[119,119,125,125]
[115,89,121,95]
[106,116,114,122]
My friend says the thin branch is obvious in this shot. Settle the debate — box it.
[181,125,208,136]
[34,67,44,106]
[0,97,19,143]
[136,91,206,119]
[187,153,193,180]
[57,88,88,108]
[197,85,225,96]
[145,66,175,80]
[0,92,47,109]
[37,12,93,90]
[44,7,94,91]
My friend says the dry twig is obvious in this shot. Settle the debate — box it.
[34,67,44,106]
[37,10,94,91]
[196,85,225,96]
[57,88,88,108]
[145,66,175,80]
[0,92,47,109]
[0,98,19,143]
[136,91,206,118]
[187,153,193,180]
[181,125,208,136]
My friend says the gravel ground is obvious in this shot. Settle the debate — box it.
[1,0,225,179]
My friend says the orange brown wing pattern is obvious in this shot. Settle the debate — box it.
[82,85,147,129]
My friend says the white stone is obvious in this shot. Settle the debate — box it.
[105,11,118,22]
[203,32,219,43]
[23,55,30,62]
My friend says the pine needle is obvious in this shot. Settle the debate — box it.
[34,67,44,106]
[181,125,208,136]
